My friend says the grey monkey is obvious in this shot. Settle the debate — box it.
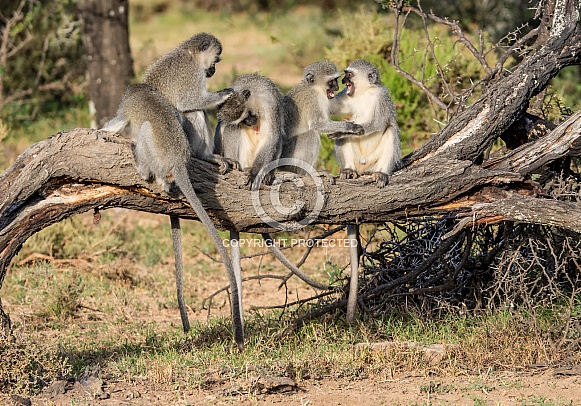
[138,32,239,339]
[281,60,364,174]
[142,32,236,171]
[214,73,284,329]
[215,73,284,188]
[102,33,245,350]
[329,59,400,187]
[329,59,401,323]
[103,83,244,350]
[214,74,328,303]
[254,61,366,289]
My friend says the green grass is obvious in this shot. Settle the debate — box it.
[1,103,93,171]
[2,283,578,396]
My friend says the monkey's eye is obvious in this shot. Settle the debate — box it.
[328,80,336,87]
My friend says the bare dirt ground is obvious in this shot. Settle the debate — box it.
[4,360,581,405]
[4,292,581,405]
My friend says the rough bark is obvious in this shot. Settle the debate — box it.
[402,12,581,167]
[1,110,580,285]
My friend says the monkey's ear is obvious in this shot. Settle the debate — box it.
[242,89,251,100]
[305,73,315,84]
[368,71,378,84]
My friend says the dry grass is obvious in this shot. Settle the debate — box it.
[128,3,336,89]
[1,212,578,398]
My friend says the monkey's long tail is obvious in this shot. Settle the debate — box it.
[345,224,360,324]
[261,233,330,291]
[174,166,245,351]
[230,230,244,331]
[170,215,191,333]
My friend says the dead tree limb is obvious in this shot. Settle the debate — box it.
[1,111,580,287]
[1,0,581,292]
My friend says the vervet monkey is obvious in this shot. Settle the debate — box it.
[107,32,242,342]
[281,60,364,173]
[257,61,366,289]
[142,32,236,170]
[329,59,401,323]
[102,84,245,350]
[215,74,329,293]
[215,73,283,188]
[329,59,400,187]
[215,73,283,327]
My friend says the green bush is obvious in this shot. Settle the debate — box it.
[0,0,86,128]
[324,7,486,159]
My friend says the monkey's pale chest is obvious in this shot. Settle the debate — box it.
[244,124,261,148]
[240,123,261,168]
[351,130,384,172]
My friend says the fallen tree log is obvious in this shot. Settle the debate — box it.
[1,0,580,292]
[1,109,580,285]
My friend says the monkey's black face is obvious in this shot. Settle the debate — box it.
[206,64,216,78]
[242,112,258,127]
[326,78,339,99]
[342,70,355,96]
[205,55,221,78]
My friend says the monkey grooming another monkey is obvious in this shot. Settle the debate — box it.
[246,61,367,289]
[329,59,401,323]
[103,33,236,171]
[102,33,245,350]
[104,83,244,350]
[215,74,329,300]
[141,32,239,338]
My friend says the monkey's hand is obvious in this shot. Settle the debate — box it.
[339,168,359,180]
[328,123,364,139]
[347,122,365,135]
[217,88,235,99]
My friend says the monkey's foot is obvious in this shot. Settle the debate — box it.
[339,168,359,180]
[371,172,389,188]
[317,170,336,185]
[224,157,242,172]
[246,170,275,190]
[203,154,239,174]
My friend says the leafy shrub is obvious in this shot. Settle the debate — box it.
[0,0,86,127]
[324,7,486,158]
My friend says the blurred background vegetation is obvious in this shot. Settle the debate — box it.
[1,0,580,173]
